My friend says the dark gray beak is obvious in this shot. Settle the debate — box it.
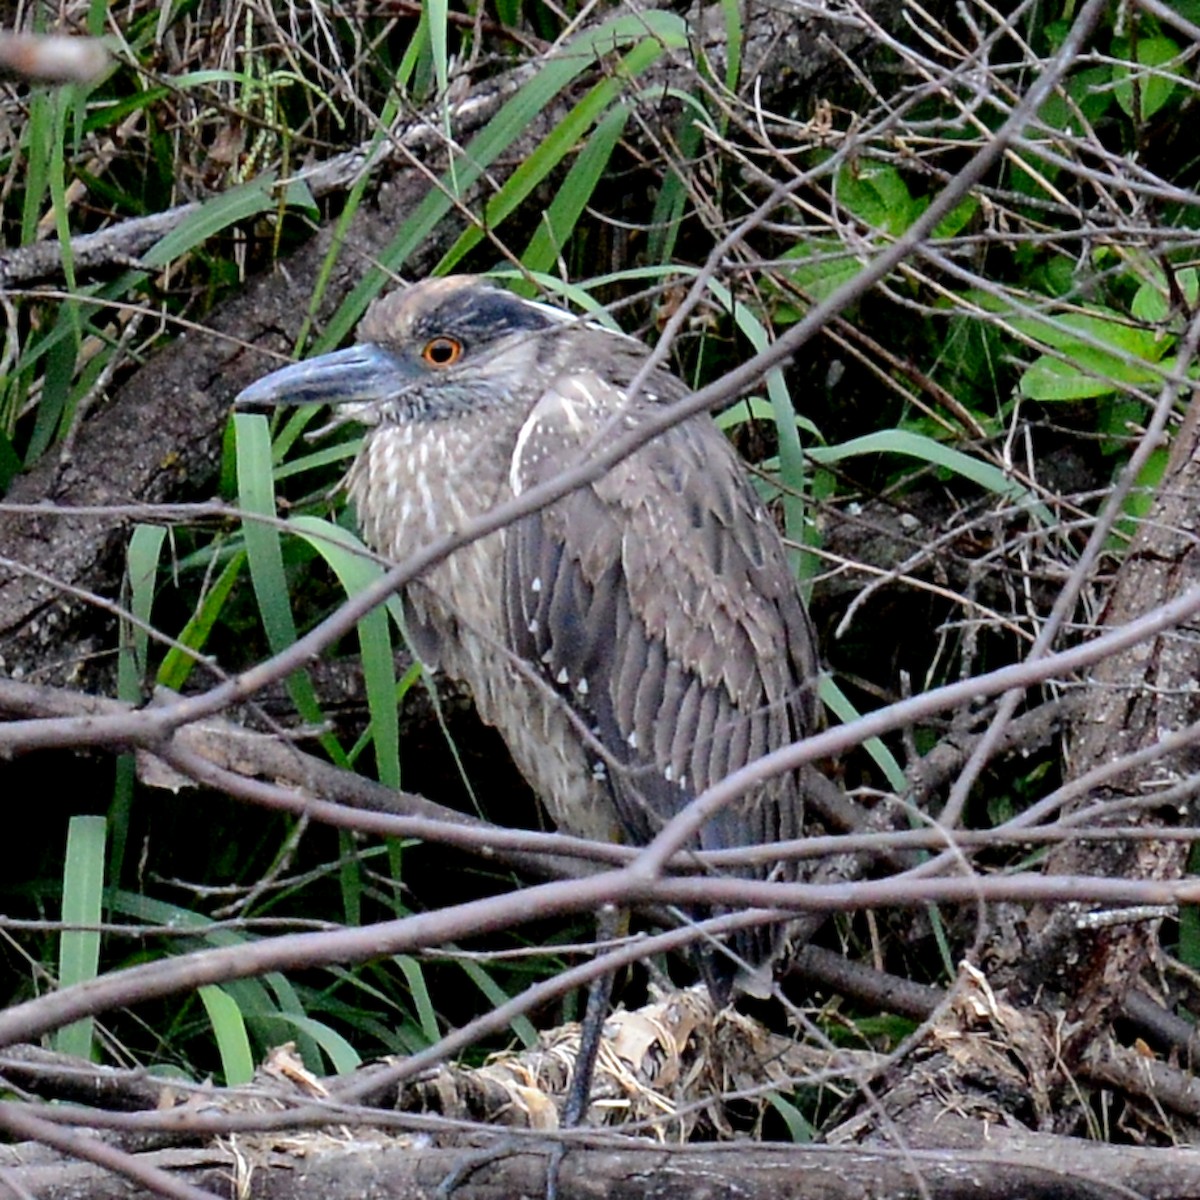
[235,344,414,409]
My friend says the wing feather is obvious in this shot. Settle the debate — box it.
[502,367,819,971]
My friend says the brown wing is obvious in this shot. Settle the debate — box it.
[502,370,818,883]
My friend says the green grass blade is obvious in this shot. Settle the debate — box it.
[121,524,166,696]
[396,954,440,1044]
[20,91,51,245]
[458,958,538,1048]
[289,516,399,789]
[768,1091,816,1142]
[646,102,705,266]
[234,414,346,765]
[48,90,78,292]
[157,548,247,691]
[720,0,743,91]
[110,523,165,888]
[199,985,255,1085]
[437,33,679,276]
[339,829,364,928]
[273,437,360,480]
[142,176,314,268]
[427,0,450,99]
[819,677,906,793]
[56,815,107,1059]
[262,973,325,1070]
[235,413,300,654]
[708,279,812,576]
[519,104,629,279]
[274,1013,362,1075]
[319,10,687,351]
[807,430,1053,524]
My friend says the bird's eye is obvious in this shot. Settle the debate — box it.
[422,336,463,367]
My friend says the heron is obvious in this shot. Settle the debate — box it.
[237,274,820,1120]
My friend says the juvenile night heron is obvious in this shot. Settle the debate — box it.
[238,275,819,994]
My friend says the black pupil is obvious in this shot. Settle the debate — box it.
[429,339,456,363]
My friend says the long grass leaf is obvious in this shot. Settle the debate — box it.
[807,430,1052,524]
[262,973,325,1070]
[436,34,677,275]
[142,181,276,267]
[290,516,399,788]
[274,1013,362,1075]
[519,104,629,279]
[320,11,687,351]
[819,677,906,793]
[20,92,51,245]
[234,414,345,764]
[56,815,107,1059]
[122,524,166,694]
[110,524,165,887]
[458,958,538,1048]
[157,548,247,691]
[396,954,440,1044]
[199,985,255,1085]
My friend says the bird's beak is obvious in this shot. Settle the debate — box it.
[235,344,414,409]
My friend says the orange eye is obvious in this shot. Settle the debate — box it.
[422,336,463,367]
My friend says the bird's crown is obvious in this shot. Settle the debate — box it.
[361,276,563,357]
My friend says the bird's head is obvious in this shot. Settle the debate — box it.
[236,275,619,424]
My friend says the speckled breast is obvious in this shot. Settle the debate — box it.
[346,414,622,844]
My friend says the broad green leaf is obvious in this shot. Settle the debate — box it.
[1132,267,1199,324]
[1008,308,1165,362]
[781,238,865,304]
[1108,445,1169,549]
[1018,351,1161,401]
[836,160,920,235]
[1113,36,1184,119]
[933,195,979,239]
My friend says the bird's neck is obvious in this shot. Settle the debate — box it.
[346,413,516,564]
